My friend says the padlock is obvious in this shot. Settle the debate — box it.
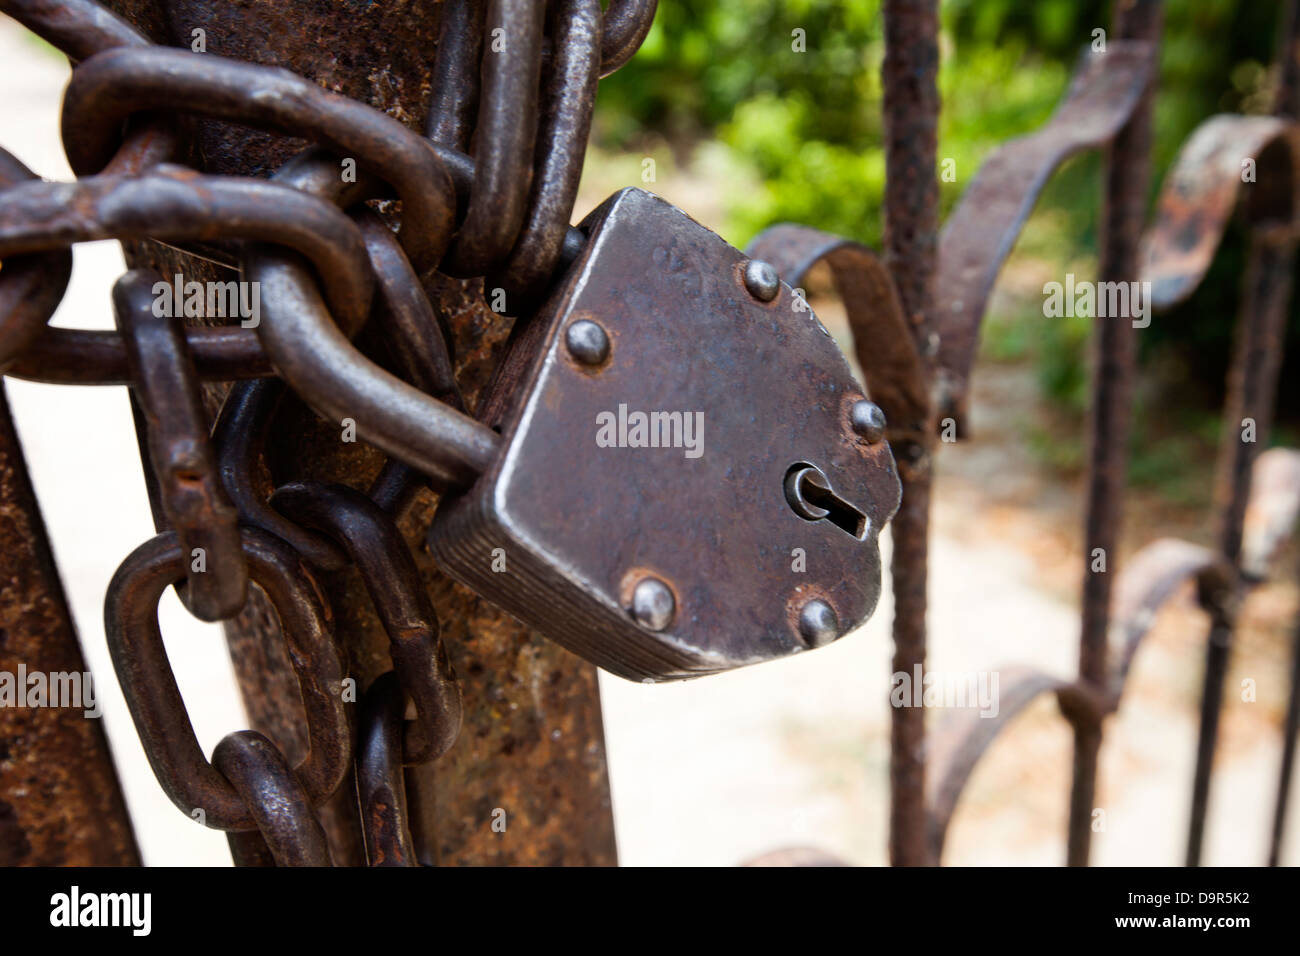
[428,188,901,681]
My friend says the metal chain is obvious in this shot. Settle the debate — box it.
[0,0,656,865]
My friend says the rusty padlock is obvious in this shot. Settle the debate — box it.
[429,188,901,681]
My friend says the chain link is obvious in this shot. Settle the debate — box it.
[0,0,656,865]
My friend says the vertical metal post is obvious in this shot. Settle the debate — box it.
[104,0,617,866]
[1266,5,1300,869]
[1066,0,1162,867]
[1273,575,1300,866]
[881,0,939,867]
[0,385,140,865]
[1191,0,1300,867]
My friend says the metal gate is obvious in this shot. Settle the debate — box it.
[0,0,1296,866]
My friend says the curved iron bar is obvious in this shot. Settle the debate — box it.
[1141,115,1300,309]
[924,667,1079,864]
[924,454,1300,863]
[931,42,1156,434]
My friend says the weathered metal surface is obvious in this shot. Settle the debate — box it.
[0,160,500,496]
[213,730,332,867]
[933,42,1155,433]
[494,0,601,304]
[355,211,466,414]
[5,0,1295,872]
[1141,115,1298,309]
[1110,539,1231,691]
[62,46,456,271]
[271,481,461,763]
[7,324,269,386]
[925,668,1073,864]
[746,225,931,446]
[923,446,1299,862]
[0,0,149,60]
[1242,450,1300,581]
[431,189,901,681]
[212,381,345,573]
[94,0,620,866]
[1066,0,1161,870]
[0,387,140,866]
[881,0,940,869]
[442,0,544,279]
[355,672,416,867]
[105,528,351,831]
[114,269,246,622]
[0,169,373,328]
[1186,1,1300,867]
[0,148,71,373]
[250,154,501,491]
[213,730,333,867]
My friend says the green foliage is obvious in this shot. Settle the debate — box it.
[596,1,887,243]
[595,0,1098,247]
[594,0,1300,440]
[596,1,883,146]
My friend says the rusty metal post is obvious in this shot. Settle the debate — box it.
[1065,0,1162,868]
[881,0,939,868]
[1192,0,1300,868]
[1273,558,1300,866]
[1266,9,1300,867]
[103,0,617,866]
[0,385,140,865]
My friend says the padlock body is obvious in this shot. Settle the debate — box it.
[429,188,900,681]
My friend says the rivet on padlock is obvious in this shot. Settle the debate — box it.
[429,188,901,681]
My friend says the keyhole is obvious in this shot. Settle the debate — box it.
[783,463,868,540]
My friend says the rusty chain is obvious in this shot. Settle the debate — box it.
[4,0,1300,872]
[0,0,656,866]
